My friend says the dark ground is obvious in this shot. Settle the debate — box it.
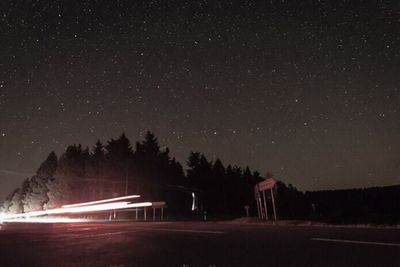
[0,221,399,267]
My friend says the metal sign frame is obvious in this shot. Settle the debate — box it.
[254,178,277,221]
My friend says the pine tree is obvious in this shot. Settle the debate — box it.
[93,140,105,161]
[91,140,105,176]
[133,131,164,185]
[1,189,23,214]
[187,152,201,180]
[60,144,86,177]
[242,166,254,206]
[45,175,72,209]
[167,157,185,185]
[212,159,225,178]
[105,133,134,179]
[37,151,58,178]
[20,153,59,212]
[142,131,160,158]
[22,176,49,212]
[188,154,212,191]
[106,133,133,160]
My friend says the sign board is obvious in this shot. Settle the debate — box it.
[258,178,275,191]
[254,177,278,221]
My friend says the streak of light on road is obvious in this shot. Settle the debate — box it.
[0,217,91,223]
[62,194,141,208]
[0,201,153,223]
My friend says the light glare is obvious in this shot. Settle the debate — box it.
[0,201,153,223]
[62,194,141,208]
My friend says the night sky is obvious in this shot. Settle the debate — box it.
[1,1,399,198]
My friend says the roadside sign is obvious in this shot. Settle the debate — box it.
[259,178,275,191]
[254,177,278,221]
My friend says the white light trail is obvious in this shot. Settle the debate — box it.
[62,194,141,208]
[0,201,153,223]
[1,202,130,220]
[191,192,196,211]
[2,217,91,224]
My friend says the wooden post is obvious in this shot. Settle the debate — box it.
[262,190,269,221]
[245,205,250,217]
[271,188,277,221]
[258,197,264,219]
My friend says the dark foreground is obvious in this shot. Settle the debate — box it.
[0,221,399,267]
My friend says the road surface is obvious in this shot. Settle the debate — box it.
[0,221,399,266]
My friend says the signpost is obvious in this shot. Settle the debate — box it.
[262,190,268,220]
[254,185,261,219]
[259,178,276,191]
[254,177,278,221]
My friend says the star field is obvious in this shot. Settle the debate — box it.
[0,1,399,197]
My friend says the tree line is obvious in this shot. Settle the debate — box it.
[0,132,271,219]
[2,131,397,223]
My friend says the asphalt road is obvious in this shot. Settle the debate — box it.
[0,221,399,267]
